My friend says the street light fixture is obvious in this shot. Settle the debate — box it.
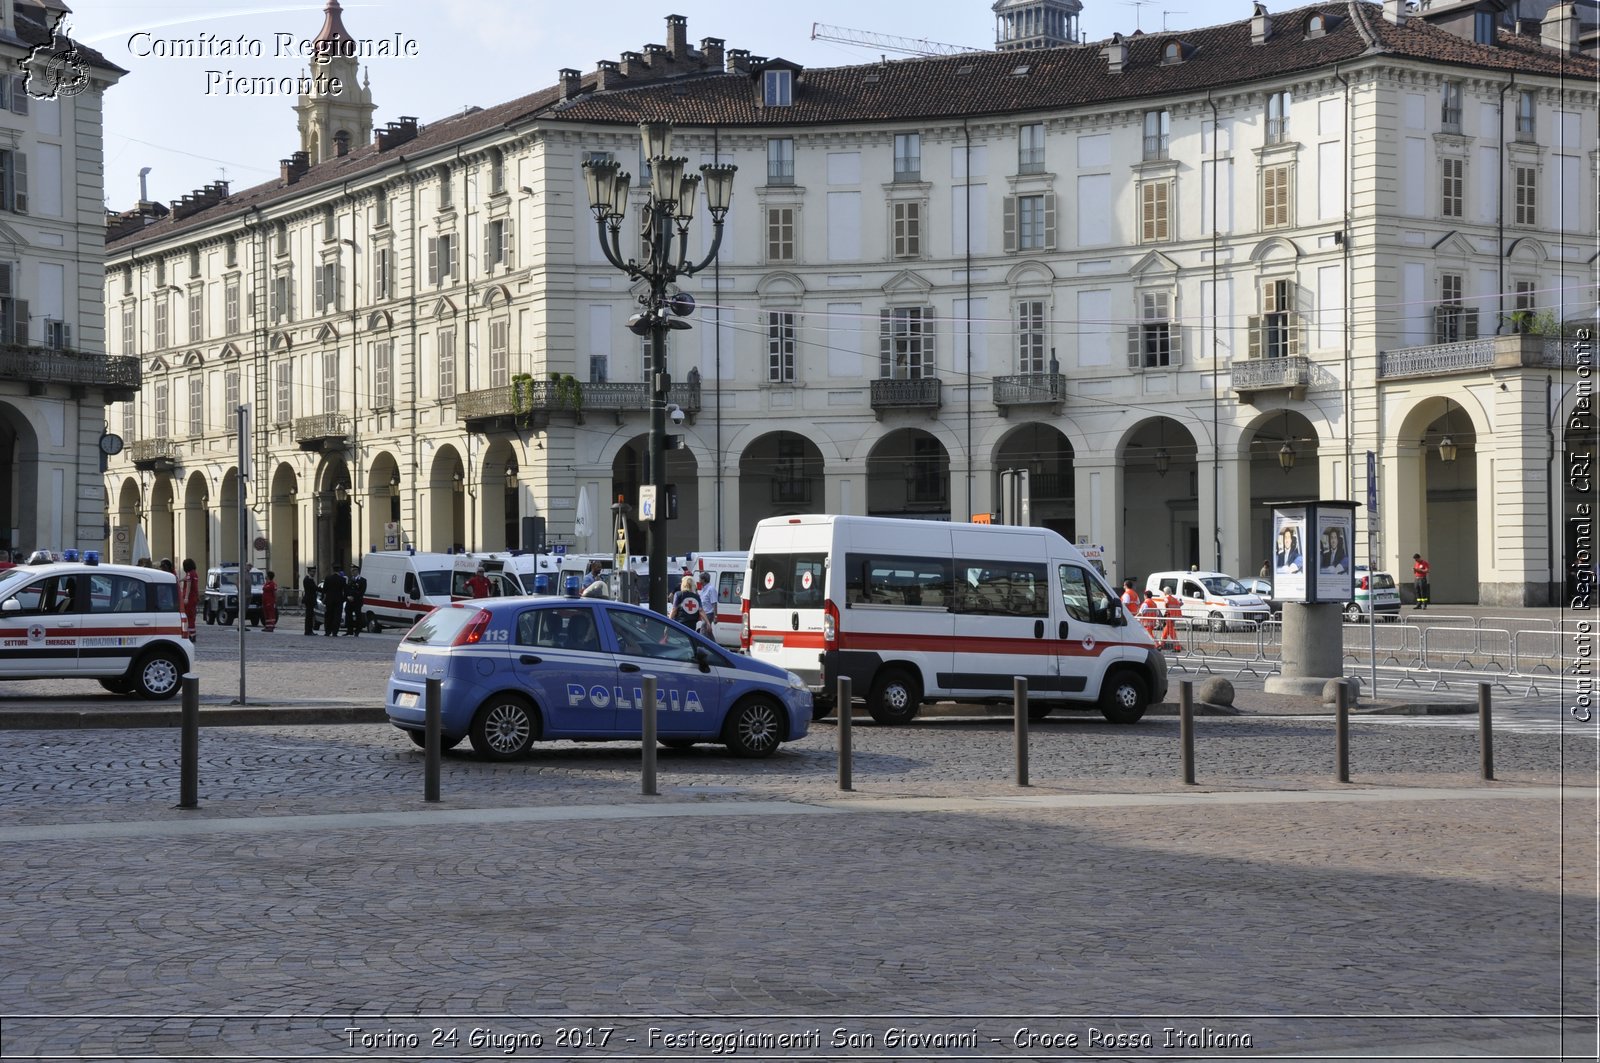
[582,121,736,613]
[1277,410,1296,472]
[1438,399,1458,464]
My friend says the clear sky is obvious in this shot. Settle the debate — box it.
[65,0,1245,208]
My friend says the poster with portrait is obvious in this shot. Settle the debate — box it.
[1272,506,1307,601]
[1315,508,1356,603]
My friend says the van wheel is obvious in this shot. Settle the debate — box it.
[132,649,185,701]
[812,700,835,722]
[98,677,133,696]
[723,696,784,758]
[366,612,382,633]
[1344,603,1362,624]
[405,729,462,751]
[219,610,234,627]
[1207,612,1225,633]
[1099,671,1148,725]
[868,669,920,725]
[469,695,539,760]
[203,608,215,626]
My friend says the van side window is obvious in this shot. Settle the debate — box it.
[717,572,743,607]
[404,573,421,599]
[749,553,827,609]
[845,553,951,609]
[954,560,1047,617]
[1159,578,1179,594]
[1059,564,1116,624]
[1184,581,1204,598]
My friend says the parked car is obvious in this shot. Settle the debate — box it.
[1346,567,1402,622]
[0,558,193,699]
[385,597,811,760]
[203,562,263,626]
[1241,577,1283,617]
[1145,571,1270,630]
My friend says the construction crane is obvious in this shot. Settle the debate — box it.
[809,23,983,57]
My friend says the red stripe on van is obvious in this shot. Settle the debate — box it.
[837,632,1138,656]
[748,630,826,649]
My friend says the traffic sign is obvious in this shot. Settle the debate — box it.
[639,485,658,522]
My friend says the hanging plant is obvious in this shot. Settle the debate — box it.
[549,372,584,416]
[510,373,537,415]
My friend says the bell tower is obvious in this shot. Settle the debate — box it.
[294,0,376,163]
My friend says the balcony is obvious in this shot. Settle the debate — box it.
[1232,356,1310,401]
[993,372,1066,415]
[457,378,705,433]
[0,343,141,400]
[457,383,534,432]
[1378,334,1576,380]
[294,412,350,451]
[129,437,180,472]
[870,377,942,418]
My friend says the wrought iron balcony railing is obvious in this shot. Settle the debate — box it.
[1377,334,1576,380]
[129,437,180,470]
[1232,356,1311,396]
[870,377,942,417]
[0,343,141,399]
[293,412,350,450]
[458,378,705,432]
[993,372,1066,413]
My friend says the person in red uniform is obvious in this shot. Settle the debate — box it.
[465,566,492,599]
[261,570,278,633]
[178,558,200,642]
[1160,589,1184,652]
[1411,553,1431,610]
[1137,589,1161,640]
[1120,579,1141,615]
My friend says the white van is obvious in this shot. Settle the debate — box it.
[693,551,748,649]
[1144,570,1270,631]
[743,515,1166,725]
[358,551,522,630]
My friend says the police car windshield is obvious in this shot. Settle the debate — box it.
[418,570,453,596]
[405,604,480,644]
[1199,576,1247,596]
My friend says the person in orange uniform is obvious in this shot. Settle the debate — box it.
[1138,589,1161,640]
[1120,579,1141,615]
[1160,588,1184,652]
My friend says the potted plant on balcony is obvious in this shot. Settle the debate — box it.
[549,372,584,421]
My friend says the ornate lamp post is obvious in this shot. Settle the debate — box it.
[583,121,736,613]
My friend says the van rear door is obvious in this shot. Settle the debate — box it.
[746,549,827,686]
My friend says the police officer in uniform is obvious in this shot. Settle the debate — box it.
[322,566,347,637]
[345,565,367,636]
[302,566,319,636]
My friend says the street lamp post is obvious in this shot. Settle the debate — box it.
[583,122,736,613]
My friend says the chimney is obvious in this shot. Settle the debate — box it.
[374,116,420,151]
[1384,0,1408,25]
[618,50,643,77]
[644,43,668,71]
[1251,2,1273,44]
[1541,2,1580,53]
[1102,33,1127,73]
[280,151,310,184]
[700,37,725,70]
[726,47,750,73]
[334,130,350,157]
[559,67,583,100]
[594,59,619,90]
[666,14,688,58]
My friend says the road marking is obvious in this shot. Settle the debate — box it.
[0,786,1568,845]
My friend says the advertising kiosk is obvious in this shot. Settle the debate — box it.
[1263,499,1359,697]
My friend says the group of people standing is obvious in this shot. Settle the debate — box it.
[300,565,368,636]
[1121,580,1184,651]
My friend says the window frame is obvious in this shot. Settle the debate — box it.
[1018,122,1046,174]
[1440,155,1464,219]
[893,133,921,182]
[1143,109,1170,161]
[1017,299,1047,374]
[766,138,795,185]
[766,310,797,383]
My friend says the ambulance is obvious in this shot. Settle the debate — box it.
[357,551,525,631]
[694,551,748,649]
[743,515,1166,725]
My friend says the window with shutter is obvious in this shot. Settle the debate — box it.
[1017,301,1046,373]
[374,340,393,407]
[879,306,933,379]
[154,382,169,437]
[1262,165,1291,229]
[188,376,203,438]
[6,75,24,115]
[427,237,439,286]
[373,248,391,300]
[153,299,168,348]
[1261,279,1294,357]
[438,328,456,400]
[322,351,339,413]
[224,282,239,334]
[766,207,794,261]
[489,319,509,387]
[274,362,290,424]
[1514,167,1536,226]
[1002,196,1017,252]
[1140,181,1170,242]
[892,202,921,257]
[225,370,239,414]
[767,311,797,382]
[1128,290,1175,367]
[1440,157,1464,219]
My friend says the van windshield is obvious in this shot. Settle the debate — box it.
[749,553,826,609]
[1199,576,1247,596]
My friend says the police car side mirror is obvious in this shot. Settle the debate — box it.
[695,647,712,674]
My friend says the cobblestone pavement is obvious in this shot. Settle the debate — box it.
[0,716,1596,1062]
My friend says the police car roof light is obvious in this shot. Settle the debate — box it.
[62,549,80,562]
[451,608,493,647]
[84,551,100,566]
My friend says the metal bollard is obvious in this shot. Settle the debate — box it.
[1335,680,1350,784]
[1014,676,1029,788]
[837,676,853,792]
[1178,680,1195,786]
[424,677,441,803]
[642,674,658,796]
[1478,682,1494,781]
[178,673,199,809]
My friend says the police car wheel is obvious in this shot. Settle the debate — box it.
[406,729,462,751]
[132,649,184,701]
[1099,670,1148,725]
[723,697,783,758]
[867,669,920,725]
[470,696,539,760]
[1344,603,1362,624]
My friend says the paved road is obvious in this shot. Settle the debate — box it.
[0,712,1595,1061]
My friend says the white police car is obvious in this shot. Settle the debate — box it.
[0,552,194,699]
[385,597,812,760]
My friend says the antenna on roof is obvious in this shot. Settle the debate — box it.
[1121,0,1155,32]
[1162,10,1187,30]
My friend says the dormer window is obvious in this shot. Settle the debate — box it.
[1162,41,1183,63]
[1474,9,1496,44]
[763,69,792,107]
[1305,13,1327,37]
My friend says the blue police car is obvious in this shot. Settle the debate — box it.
[385,597,812,760]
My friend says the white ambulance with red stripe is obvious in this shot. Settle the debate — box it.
[742,515,1166,725]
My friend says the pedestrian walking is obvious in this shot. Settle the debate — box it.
[1137,589,1161,639]
[345,565,366,635]
[1160,587,1184,652]
[696,570,717,636]
[322,567,346,636]
[178,558,200,642]
[1120,579,1141,614]
[302,566,318,635]
[262,570,278,632]
[1411,553,1431,610]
